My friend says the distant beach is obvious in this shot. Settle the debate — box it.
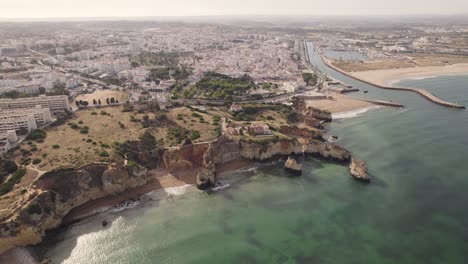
[350,63,468,87]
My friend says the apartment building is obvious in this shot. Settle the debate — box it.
[0,115,37,134]
[0,95,70,114]
[0,130,18,153]
[0,105,53,125]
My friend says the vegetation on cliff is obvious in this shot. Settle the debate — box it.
[0,168,26,196]
[0,160,18,182]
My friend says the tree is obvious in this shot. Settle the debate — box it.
[75,101,80,107]
[110,97,115,104]
[106,98,110,104]
[82,101,89,106]
[38,87,46,94]
[93,99,97,105]
[98,99,101,105]
[302,72,318,86]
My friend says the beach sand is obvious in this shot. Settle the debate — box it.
[305,93,374,113]
[63,159,254,224]
[350,63,468,86]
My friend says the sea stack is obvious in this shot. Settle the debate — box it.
[284,156,303,175]
[349,157,370,182]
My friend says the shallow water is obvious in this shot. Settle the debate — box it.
[46,45,468,264]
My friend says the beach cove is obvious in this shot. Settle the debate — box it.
[36,45,468,264]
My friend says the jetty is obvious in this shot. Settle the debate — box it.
[321,57,466,109]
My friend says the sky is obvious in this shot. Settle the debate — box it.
[1,0,468,18]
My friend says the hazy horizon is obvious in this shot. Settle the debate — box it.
[1,0,468,19]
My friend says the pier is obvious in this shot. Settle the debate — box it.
[321,56,466,110]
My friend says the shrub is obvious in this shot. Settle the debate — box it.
[91,111,97,115]
[26,203,42,215]
[52,144,60,149]
[99,151,109,157]
[21,158,31,166]
[32,159,42,165]
[189,130,201,140]
[86,139,93,143]
[100,143,110,149]
[80,128,88,134]
[30,146,38,152]
[0,168,26,196]
[100,110,108,116]
[139,132,157,150]
[78,120,83,124]
[0,160,18,182]
[69,123,79,129]
[27,129,46,141]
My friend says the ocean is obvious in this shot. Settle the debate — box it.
[45,45,468,264]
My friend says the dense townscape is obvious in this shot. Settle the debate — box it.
[0,17,468,263]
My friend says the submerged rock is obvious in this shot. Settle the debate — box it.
[284,156,302,175]
[349,157,369,182]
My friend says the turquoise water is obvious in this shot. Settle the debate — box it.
[46,45,468,263]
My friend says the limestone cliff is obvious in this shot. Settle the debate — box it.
[0,163,149,254]
[239,139,350,162]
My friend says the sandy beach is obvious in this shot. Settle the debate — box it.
[350,63,468,87]
[63,159,254,224]
[305,92,374,113]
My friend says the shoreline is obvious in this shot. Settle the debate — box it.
[63,159,255,224]
[384,72,468,87]
[1,159,256,263]
[321,57,466,109]
[332,105,382,120]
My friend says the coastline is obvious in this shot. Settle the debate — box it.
[63,159,255,224]
[321,57,466,109]
[349,64,468,87]
[332,105,382,120]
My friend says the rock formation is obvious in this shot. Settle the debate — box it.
[284,156,302,174]
[239,139,351,162]
[349,157,369,182]
[0,163,149,253]
[196,144,216,189]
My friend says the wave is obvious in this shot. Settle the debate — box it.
[332,106,381,120]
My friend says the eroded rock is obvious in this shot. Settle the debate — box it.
[284,156,302,175]
[349,157,369,182]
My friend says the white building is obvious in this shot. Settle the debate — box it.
[0,115,37,134]
[0,105,53,125]
[0,130,18,153]
[0,95,70,114]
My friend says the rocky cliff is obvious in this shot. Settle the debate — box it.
[0,163,149,253]
[239,139,350,162]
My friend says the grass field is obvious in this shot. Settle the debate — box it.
[13,107,152,171]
